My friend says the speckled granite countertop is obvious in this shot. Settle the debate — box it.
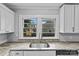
[0,42,79,56]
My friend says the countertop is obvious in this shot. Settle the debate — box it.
[0,42,79,56]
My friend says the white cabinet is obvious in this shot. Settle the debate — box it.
[60,5,64,33]
[9,50,56,56]
[59,4,79,41]
[60,5,75,33]
[5,10,11,33]
[0,6,6,33]
[24,51,56,56]
[74,5,79,32]
[19,15,59,39]
[10,13,14,32]
[0,4,14,33]
[60,4,79,33]
[5,10,14,33]
[64,5,75,33]
[9,51,23,56]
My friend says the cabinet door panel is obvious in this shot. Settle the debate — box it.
[9,51,23,56]
[0,4,14,33]
[64,5,74,33]
[9,13,14,32]
[75,5,79,32]
[5,11,10,32]
[11,14,14,32]
[5,11,14,33]
[24,51,56,56]
[60,6,65,32]
[0,7,6,32]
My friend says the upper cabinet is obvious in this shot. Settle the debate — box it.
[0,6,6,33]
[60,4,79,33]
[5,9,14,33]
[74,5,79,33]
[0,4,14,33]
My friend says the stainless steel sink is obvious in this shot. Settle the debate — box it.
[29,42,50,48]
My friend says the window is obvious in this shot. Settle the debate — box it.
[20,15,58,39]
[23,18,37,37]
[42,18,56,37]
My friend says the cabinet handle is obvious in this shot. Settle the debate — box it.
[39,33,40,38]
[72,27,74,32]
[16,53,19,55]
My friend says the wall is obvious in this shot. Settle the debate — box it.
[7,9,59,42]
[0,34,7,44]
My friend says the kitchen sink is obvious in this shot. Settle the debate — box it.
[29,42,50,48]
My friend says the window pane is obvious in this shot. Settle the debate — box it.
[23,18,37,37]
[42,18,56,37]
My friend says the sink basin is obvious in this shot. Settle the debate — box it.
[29,42,50,48]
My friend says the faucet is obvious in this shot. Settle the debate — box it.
[29,33,50,48]
[39,33,42,43]
[39,33,49,47]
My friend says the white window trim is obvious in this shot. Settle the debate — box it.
[19,15,59,39]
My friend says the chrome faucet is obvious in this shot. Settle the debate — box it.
[39,33,43,43]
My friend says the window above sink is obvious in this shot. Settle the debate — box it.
[19,15,59,39]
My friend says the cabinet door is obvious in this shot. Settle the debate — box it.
[59,5,65,33]
[8,12,14,32]
[5,10,10,32]
[75,5,79,32]
[0,7,6,33]
[64,5,75,33]
[0,4,14,33]
[24,51,56,56]
[9,51,23,56]
[11,13,14,32]
[5,10,14,33]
